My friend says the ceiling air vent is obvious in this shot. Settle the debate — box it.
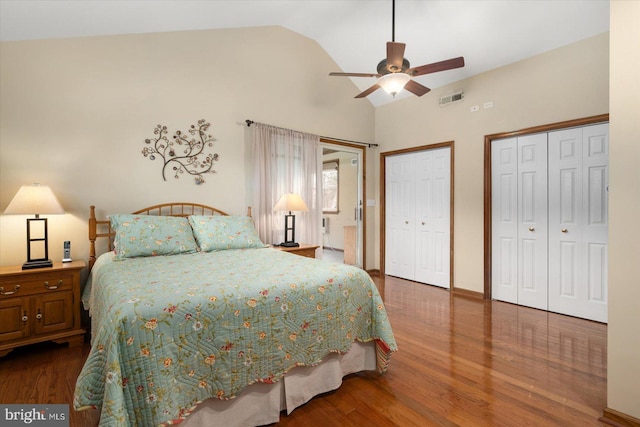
[439,91,464,107]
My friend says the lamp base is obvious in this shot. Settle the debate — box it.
[22,259,53,270]
[279,242,300,248]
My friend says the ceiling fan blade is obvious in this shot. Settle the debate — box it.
[386,42,406,72]
[329,72,380,78]
[404,80,431,97]
[408,56,465,77]
[355,84,381,98]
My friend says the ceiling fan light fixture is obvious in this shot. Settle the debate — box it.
[377,72,411,97]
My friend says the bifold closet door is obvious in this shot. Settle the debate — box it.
[548,123,608,322]
[491,134,548,310]
[385,147,451,288]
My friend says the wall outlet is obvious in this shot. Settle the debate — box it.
[470,105,479,112]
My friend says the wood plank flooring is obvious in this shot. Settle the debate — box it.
[0,274,607,426]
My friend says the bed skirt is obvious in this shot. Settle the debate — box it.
[179,341,376,426]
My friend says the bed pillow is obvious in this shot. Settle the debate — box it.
[110,214,199,260]
[188,215,267,252]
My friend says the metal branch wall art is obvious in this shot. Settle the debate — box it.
[142,119,220,185]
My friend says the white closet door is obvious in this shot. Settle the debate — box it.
[582,124,609,321]
[516,134,549,310]
[491,138,519,303]
[492,134,548,309]
[548,124,608,322]
[385,153,415,279]
[415,147,451,288]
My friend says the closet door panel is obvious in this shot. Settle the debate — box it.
[385,153,415,280]
[491,138,518,304]
[432,147,450,288]
[548,124,608,322]
[549,128,583,315]
[415,152,433,283]
[582,124,608,322]
[415,148,450,288]
[517,134,548,310]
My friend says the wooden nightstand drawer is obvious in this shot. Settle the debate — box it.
[0,272,73,299]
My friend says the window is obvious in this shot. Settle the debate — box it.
[322,160,339,213]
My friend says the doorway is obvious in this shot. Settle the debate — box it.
[320,139,365,268]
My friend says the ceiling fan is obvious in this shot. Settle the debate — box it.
[329,0,465,99]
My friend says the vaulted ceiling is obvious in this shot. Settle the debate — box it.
[0,1,610,106]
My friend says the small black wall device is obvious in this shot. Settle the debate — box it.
[63,241,72,263]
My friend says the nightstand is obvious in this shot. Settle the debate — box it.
[273,244,319,259]
[0,260,86,357]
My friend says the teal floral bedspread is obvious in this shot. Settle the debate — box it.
[74,248,397,426]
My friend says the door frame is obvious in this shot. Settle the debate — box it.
[380,141,455,289]
[483,114,609,299]
[320,138,367,269]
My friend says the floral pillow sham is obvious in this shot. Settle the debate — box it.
[188,215,267,252]
[110,214,199,260]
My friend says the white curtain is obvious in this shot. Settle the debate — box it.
[251,123,322,248]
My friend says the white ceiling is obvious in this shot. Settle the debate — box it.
[0,0,610,107]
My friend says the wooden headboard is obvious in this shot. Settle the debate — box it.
[88,202,251,271]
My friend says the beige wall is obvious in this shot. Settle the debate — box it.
[608,0,640,420]
[374,33,609,293]
[0,26,375,267]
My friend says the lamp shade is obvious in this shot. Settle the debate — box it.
[274,193,309,212]
[3,184,65,215]
[377,72,411,96]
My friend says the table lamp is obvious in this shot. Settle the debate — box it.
[3,184,65,269]
[274,193,308,247]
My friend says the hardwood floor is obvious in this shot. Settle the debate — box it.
[0,275,607,426]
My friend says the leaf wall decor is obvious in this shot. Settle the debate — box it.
[142,119,220,185]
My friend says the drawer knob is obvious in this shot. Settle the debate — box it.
[44,280,62,290]
[0,285,20,295]
[36,309,43,321]
[21,311,28,323]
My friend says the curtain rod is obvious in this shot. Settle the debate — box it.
[245,119,378,148]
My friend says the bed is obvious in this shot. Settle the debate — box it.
[73,203,397,426]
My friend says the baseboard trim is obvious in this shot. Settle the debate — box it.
[600,407,640,427]
[452,287,484,300]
